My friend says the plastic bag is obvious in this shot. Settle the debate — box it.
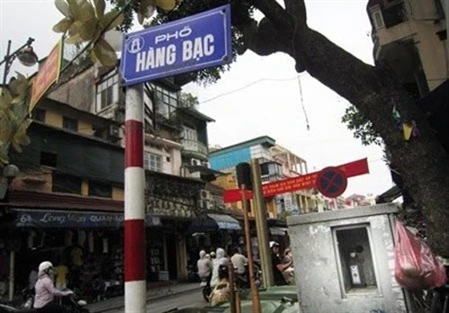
[394,220,447,290]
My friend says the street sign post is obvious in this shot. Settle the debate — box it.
[121,6,233,313]
[120,5,232,86]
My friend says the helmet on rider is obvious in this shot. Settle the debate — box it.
[38,261,53,274]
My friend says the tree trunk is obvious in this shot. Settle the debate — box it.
[249,0,449,256]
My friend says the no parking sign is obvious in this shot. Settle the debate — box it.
[316,167,348,198]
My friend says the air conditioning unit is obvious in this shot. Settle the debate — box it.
[199,189,211,200]
[191,158,201,166]
[107,125,121,140]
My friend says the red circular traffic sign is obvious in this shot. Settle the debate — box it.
[316,167,348,198]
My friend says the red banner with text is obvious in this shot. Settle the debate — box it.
[223,158,369,203]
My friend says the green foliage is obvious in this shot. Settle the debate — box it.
[179,92,199,109]
[0,74,33,164]
[53,0,125,67]
[341,105,383,146]
[278,210,292,223]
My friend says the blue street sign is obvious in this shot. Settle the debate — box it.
[120,5,232,86]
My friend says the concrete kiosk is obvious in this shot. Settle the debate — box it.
[287,203,408,313]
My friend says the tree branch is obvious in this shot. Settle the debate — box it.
[243,18,292,56]
[283,0,307,29]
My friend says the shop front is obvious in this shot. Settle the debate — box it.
[186,213,242,265]
[145,171,206,282]
[0,208,161,303]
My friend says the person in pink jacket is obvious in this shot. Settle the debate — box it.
[33,261,73,313]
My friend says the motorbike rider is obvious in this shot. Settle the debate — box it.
[197,250,213,285]
[34,261,73,313]
[270,242,291,286]
[209,264,231,306]
[210,248,229,288]
[230,247,248,286]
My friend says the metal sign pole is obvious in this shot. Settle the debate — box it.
[240,185,261,313]
[250,158,274,287]
[124,84,146,313]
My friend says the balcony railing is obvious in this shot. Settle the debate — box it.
[181,139,208,157]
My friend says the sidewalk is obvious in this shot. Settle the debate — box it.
[86,282,202,313]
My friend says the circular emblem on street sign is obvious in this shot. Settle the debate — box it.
[127,36,145,54]
[316,167,348,198]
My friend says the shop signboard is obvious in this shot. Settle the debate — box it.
[14,210,161,228]
[29,40,63,112]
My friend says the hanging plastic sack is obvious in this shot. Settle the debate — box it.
[394,220,447,290]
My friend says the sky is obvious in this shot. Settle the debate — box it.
[0,0,394,197]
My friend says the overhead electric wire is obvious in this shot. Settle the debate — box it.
[198,76,303,105]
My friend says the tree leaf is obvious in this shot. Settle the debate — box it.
[67,0,80,19]
[137,0,155,24]
[11,140,23,153]
[53,17,73,33]
[0,119,13,142]
[92,38,117,66]
[11,94,27,105]
[102,9,124,30]
[14,132,31,146]
[77,0,96,22]
[93,0,105,18]
[78,17,98,41]
[13,118,32,147]
[65,22,84,44]
[0,148,10,165]
[55,0,71,17]
[155,0,176,11]
[0,90,12,108]
[9,74,28,96]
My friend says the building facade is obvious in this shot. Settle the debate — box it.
[210,136,331,218]
[367,0,448,96]
[46,61,239,282]
[0,54,239,300]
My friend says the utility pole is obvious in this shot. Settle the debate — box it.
[124,84,146,313]
[250,158,274,287]
[241,184,261,313]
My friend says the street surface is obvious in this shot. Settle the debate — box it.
[105,290,206,313]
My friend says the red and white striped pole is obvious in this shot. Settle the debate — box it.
[124,84,146,313]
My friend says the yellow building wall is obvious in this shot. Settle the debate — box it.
[112,187,124,201]
[45,110,63,128]
[41,108,94,135]
[81,179,89,196]
[78,120,94,136]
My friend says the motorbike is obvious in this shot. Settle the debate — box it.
[202,262,262,302]
[201,276,212,302]
[235,262,262,289]
[0,289,89,313]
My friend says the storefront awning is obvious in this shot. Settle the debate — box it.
[188,214,241,233]
[270,227,287,236]
[11,209,162,228]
